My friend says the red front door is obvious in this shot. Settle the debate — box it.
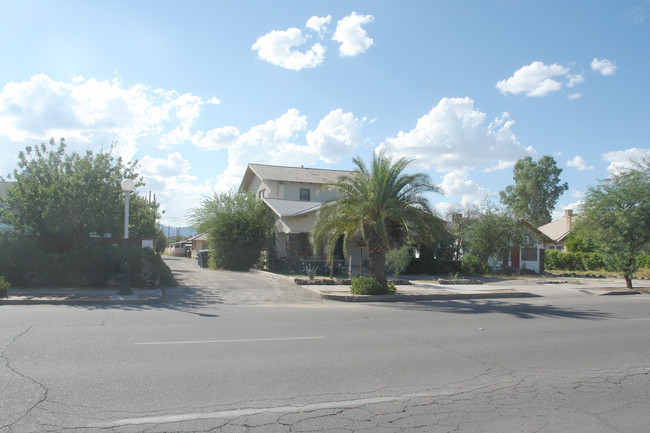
[510,248,520,269]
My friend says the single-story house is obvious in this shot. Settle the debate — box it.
[485,221,555,274]
[187,232,208,257]
[537,209,575,252]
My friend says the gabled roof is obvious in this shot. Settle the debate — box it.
[538,212,575,243]
[240,163,354,191]
[263,198,322,218]
[187,232,208,241]
[521,221,554,244]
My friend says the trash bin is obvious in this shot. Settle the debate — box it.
[197,250,209,268]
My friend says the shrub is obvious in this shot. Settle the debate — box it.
[350,276,386,295]
[0,234,175,287]
[581,252,606,271]
[461,255,489,275]
[545,250,582,271]
[191,190,273,271]
[385,246,413,280]
[0,276,9,297]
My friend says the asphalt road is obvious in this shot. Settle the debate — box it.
[1,257,649,432]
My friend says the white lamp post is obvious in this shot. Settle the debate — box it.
[119,179,135,295]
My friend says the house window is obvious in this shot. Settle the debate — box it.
[521,247,538,261]
[555,245,564,252]
[258,189,266,199]
[299,188,310,201]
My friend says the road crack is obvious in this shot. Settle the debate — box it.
[0,327,50,431]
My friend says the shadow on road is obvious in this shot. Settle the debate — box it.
[382,299,614,320]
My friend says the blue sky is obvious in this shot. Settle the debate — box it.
[1,0,648,226]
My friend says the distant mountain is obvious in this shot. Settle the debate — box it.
[158,225,197,239]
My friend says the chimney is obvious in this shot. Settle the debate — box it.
[565,209,573,231]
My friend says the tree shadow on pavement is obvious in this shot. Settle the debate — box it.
[68,284,224,317]
[383,299,614,320]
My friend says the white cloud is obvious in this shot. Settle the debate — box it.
[567,93,583,100]
[140,152,191,178]
[0,73,220,224]
[602,147,650,174]
[0,73,217,161]
[567,73,585,87]
[194,126,240,151]
[306,15,331,38]
[439,170,489,198]
[591,57,617,76]
[552,201,583,220]
[377,97,534,173]
[333,12,374,57]
[306,109,364,163]
[252,27,325,71]
[196,108,365,191]
[139,153,214,224]
[496,61,572,97]
[567,155,594,171]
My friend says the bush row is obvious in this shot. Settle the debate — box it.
[544,250,650,272]
[0,234,175,287]
[544,250,606,271]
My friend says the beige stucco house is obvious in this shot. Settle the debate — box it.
[484,210,576,274]
[537,209,575,252]
[187,232,208,256]
[239,163,367,271]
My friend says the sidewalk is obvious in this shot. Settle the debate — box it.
[300,281,538,302]
[295,274,650,302]
[0,288,163,305]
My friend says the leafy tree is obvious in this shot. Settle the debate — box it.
[190,190,274,271]
[312,152,447,291]
[385,245,413,281]
[445,203,480,260]
[1,138,158,238]
[464,204,534,267]
[500,155,568,227]
[577,158,650,289]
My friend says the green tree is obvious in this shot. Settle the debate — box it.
[500,155,568,227]
[445,203,479,260]
[385,245,413,282]
[577,158,650,289]
[312,152,447,291]
[190,190,274,271]
[465,204,534,267]
[1,138,158,238]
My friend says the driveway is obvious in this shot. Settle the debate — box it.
[162,255,322,305]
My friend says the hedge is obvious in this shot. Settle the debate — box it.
[0,233,175,287]
[544,250,649,272]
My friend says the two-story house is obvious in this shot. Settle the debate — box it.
[239,163,366,271]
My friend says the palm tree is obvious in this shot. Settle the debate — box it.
[312,152,446,291]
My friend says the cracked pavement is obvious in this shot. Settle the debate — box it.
[2,257,649,432]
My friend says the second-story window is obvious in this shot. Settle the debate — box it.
[258,189,266,199]
[299,188,310,201]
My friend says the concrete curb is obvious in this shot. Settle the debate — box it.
[600,290,642,296]
[0,289,164,306]
[302,286,540,302]
[250,269,544,302]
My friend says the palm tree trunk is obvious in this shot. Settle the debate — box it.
[368,250,388,291]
